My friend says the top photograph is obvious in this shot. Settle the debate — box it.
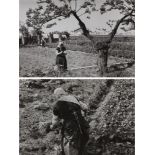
[19,0,135,77]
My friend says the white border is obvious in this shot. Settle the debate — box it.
[20,77,135,80]
[1,0,155,155]
[0,0,19,154]
[136,0,155,154]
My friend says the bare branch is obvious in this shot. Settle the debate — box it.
[76,6,83,14]
[40,14,63,27]
[70,11,94,43]
[107,10,134,43]
[78,12,87,17]
[64,0,72,10]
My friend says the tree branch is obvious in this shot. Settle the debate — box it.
[107,11,134,43]
[71,11,94,43]
[64,0,72,10]
[78,12,87,17]
[76,6,83,14]
[40,14,63,27]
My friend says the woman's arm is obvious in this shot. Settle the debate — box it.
[50,114,61,130]
[55,50,63,55]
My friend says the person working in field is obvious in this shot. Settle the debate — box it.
[41,37,46,47]
[55,41,67,71]
[50,87,89,155]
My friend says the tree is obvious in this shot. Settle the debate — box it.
[19,22,29,36]
[96,0,135,75]
[26,0,135,76]
[26,7,45,45]
[100,0,135,41]
[19,22,29,45]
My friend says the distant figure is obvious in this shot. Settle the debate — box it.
[55,41,67,71]
[51,87,89,155]
[19,32,23,47]
[41,37,46,47]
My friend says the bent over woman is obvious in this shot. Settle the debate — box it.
[51,88,89,155]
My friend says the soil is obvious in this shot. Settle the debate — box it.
[19,79,135,155]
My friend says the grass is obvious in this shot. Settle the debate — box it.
[48,35,135,59]
[19,35,135,77]
[19,47,134,77]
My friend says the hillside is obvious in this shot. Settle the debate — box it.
[19,79,135,155]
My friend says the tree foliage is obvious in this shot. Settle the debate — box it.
[25,0,135,75]
[26,0,96,39]
[26,0,135,42]
[100,0,135,43]
[19,22,29,37]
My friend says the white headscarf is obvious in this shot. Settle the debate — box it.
[54,87,67,97]
[57,41,64,47]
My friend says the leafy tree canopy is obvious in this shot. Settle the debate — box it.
[26,0,134,41]
[19,21,29,37]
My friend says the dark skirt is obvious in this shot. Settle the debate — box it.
[56,54,67,70]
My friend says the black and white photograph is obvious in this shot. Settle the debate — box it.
[19,0,135,77]
[3,0,155,155]
[19,79,135,155]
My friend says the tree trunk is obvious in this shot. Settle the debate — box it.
[37,35,40,45]
[21,35,25,45]
[98,49,108,76]
[70,11,111,76]
[37,34,42,45]
[48,35,52,44]
[71,11,94,43]
[48,33,54,44]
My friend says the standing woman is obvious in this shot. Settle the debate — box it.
[55,41,68,71]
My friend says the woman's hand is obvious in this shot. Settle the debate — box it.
[55,51,63,55]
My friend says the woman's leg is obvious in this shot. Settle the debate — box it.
[78,130,89,155]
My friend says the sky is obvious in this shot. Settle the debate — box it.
[19,0,134,35]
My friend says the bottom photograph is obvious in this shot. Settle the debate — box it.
[19,79,135,155]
